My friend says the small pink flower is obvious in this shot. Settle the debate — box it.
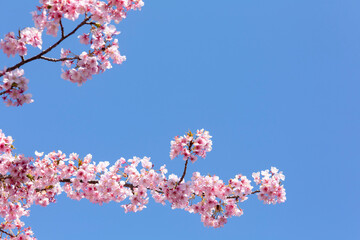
[78,33,90,44]
[20,27,42,49]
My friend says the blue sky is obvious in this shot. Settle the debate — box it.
[0,1,359,239]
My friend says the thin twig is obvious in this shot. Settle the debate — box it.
[176,159,188,187]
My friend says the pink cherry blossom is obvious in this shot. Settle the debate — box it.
[252,167,286,204]
[170,129,212,162]
[0,69,33,106]
[78,33,90,44]
[0,32,24,57]
[20,27,42,49]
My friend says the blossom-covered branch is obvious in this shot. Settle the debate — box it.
[0,0,144,106]
[0,16,90,77]
[0,129,286,239]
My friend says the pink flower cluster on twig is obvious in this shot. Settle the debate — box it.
[170,129,213,163]
[0,69,33,106]
[0,130,13,154]
[252,167,286,204]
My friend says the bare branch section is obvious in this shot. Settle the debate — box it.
[176,139,193,187]
[176,159,188,187]
[0,16,91,78]
[0,89,10,96]
[0,228,15,238]
[40,56,79,62]
[0,174,11,180]
[226,190,260,200]
[59,19,65,38]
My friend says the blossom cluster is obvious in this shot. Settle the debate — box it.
[170,129,213,162]
[0,130,13,154]
[0,28,42,58]
[0,0,144,106]
[60,24,126,86]
[0,69,33,106]
[0,129,286,239]
[252,167,286,204]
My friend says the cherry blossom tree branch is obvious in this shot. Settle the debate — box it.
[39,56,79,62]
[0,88,11,96]
[60,178,165,194]
[176,159,188,187]
[0,228,15,238]
[3,173,261,199]
[226,190,261,200]
[0,174,11,180]
[32,178,164,194]
[59,178,133,188]
[59,19,65,38]
[0,16,91,78]
[176,139,194,187]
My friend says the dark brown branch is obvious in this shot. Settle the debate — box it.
[59,19,65,38]
[0,174,11,180]
[40,56,79,62]
[0,88,11,96]
[0,16,91,77]
[0,228,15,238]
[226,190,260,200]
[176,159,188,187]
[59,179,99,184]
[175,139,194,187]
[85,21,98,27]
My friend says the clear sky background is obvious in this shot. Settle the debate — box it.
[0,1,359,239]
